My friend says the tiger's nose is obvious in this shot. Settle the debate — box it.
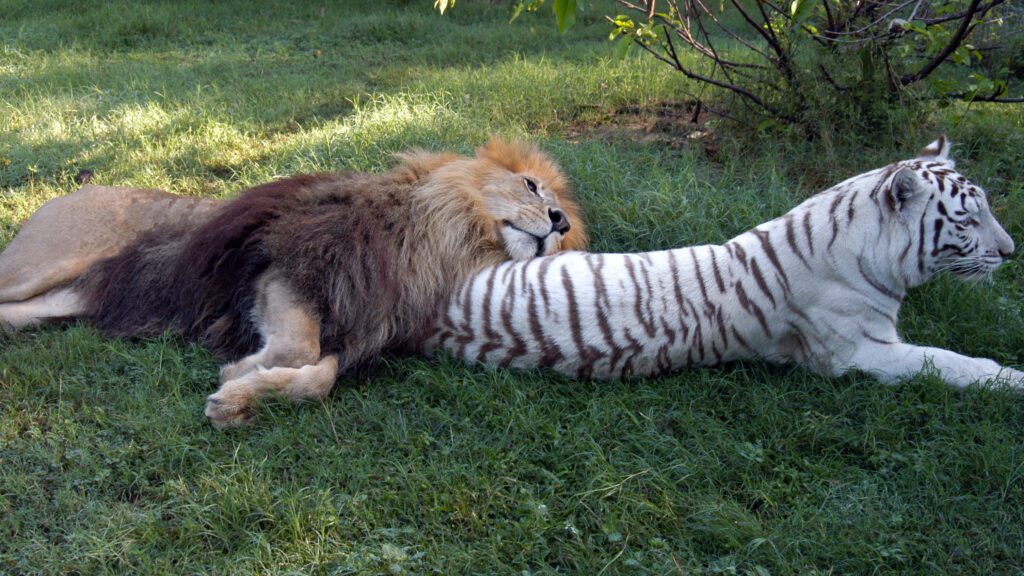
[997,230,1015,259]
[549,208,570,235]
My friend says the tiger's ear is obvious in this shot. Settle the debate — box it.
[917,135,954,166]
[887,168,927,219]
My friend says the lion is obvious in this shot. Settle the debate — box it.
[0,139,587,426]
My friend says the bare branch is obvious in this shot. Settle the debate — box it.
[918,0,1005,25]
[901,0,983,85]
[729,0,785,61]
[822,0,916,36]
[658,2,765,70]
[947,88,1023,103]
[821,0,836,36]
[687,0,772,61]
[645,27,795,121]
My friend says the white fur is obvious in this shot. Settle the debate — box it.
[430,139,1023,388]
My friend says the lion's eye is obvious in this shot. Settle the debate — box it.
[524,178,538,195]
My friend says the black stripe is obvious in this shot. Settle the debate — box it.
[498,266,527,366]
[753,229,790,292]
[931,217,945,257]
[749,258,777,308]
[562,266,600,378]
[587,254,625,373]
[624,257,656,338]
[710,249,726,292]
[526,282,562,368]
[784,214,811,269]
[802,211,815,255]
[861,329,896,345]
[735,282,772,338]
[476,265,502,362]
[857,256,902,301]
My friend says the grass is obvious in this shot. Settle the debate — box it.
[2,1,1024,574]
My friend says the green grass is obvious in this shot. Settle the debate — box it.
[2,1,1024,574]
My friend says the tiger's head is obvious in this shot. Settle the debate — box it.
[884,136,1014,286]
[410,138,587,261]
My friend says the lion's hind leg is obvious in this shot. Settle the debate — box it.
[0,287,86,332]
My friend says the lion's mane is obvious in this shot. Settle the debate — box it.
[75,140,586,371]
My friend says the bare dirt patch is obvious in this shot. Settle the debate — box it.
[568,100,717,156]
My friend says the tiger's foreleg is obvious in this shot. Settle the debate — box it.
[846,342,1024,389]
[204,271,336,427]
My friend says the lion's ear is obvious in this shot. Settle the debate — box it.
[476,138,536,172]
[394,150,460,182]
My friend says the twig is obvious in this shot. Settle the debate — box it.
[949,91,1024,103]
[824,0,915,36]
[644,28,794,121]
[918,0,1005,25]
[901,0,983,85]
[729,0,786,65]
[687,0,772,61]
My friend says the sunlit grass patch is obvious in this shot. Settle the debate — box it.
[1,0,1023,574]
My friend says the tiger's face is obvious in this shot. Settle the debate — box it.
[483,171,575,260]
[890,137,1015,285]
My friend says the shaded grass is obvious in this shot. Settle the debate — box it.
[2,1,1024,574]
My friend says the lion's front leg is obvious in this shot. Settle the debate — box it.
[205,354,340,427]
[204,271,328,427]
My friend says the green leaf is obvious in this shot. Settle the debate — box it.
[951,46,970,66]
[789,0,813,24]
[613,36,633,59]
[553,0,577,35]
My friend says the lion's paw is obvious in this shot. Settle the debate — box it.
[204,392,256,428]
[219,360,257,384]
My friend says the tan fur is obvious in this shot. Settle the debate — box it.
[0,185,218,304]
[204,140,586,426]
[0,139,587,428]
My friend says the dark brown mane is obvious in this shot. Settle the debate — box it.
[77,174,351,358]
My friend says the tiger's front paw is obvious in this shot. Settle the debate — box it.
[204,390,256,428]
[995,366,1024,389]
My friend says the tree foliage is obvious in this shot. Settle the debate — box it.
[434,1,1020,132]
[608,0,1019,129]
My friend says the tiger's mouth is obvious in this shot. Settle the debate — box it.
[942,255,1005,281]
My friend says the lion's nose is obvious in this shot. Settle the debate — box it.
[548,208,570,235]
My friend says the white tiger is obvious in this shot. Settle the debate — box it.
[428,137,1024,388]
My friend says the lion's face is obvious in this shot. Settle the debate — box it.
[471,139,586,261]
[483,172,574,260]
